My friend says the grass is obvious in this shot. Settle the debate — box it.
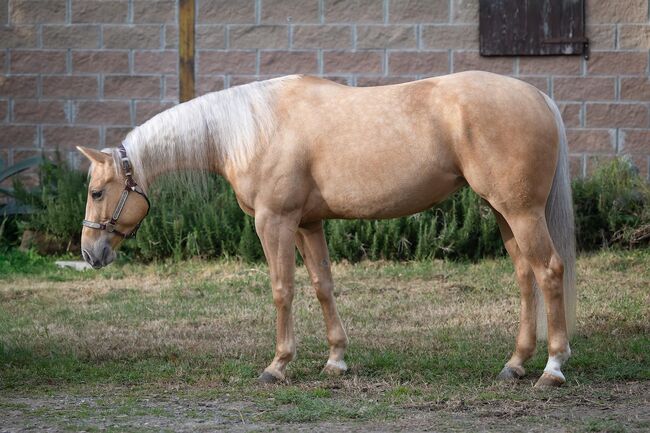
[0,249,648,431]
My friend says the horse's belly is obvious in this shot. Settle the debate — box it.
[314,163,464,220]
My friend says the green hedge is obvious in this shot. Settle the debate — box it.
[573,159,650,249]
[4,157,649,262]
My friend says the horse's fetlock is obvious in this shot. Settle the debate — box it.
[518,342,536,361]
[276,345,295,363]
[328,332,348,349]
[549,341,571,360]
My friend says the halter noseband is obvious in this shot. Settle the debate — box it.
[82,144,151,239]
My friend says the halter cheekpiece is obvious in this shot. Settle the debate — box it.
[82,144,151,239]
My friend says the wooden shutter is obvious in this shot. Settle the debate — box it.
[479,0,588,58]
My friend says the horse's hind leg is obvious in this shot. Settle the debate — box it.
[503,210,571,387]
[295,221,349,375]
[493,211,537,381]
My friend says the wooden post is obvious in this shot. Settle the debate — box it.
[179,0,195,102]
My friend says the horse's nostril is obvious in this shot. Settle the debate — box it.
[101,245,112,263]
[82,249,94,265]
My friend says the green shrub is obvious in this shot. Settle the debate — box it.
[325,187,503,261]
[0,248,56,276]
[9,157,649,262]
[120,173,258,261]
[126,175,503,262]
[573,158,650,250]
[9,157,87,251]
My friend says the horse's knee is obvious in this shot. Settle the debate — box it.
[514,264,534,294]
[272,285,294,309]
[314,280,334,302]
[515,263,532,282]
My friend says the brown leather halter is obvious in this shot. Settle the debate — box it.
[82,145,150,239]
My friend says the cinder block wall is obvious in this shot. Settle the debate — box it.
[1,0,649,179]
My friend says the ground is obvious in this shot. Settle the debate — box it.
[0,250,648,432]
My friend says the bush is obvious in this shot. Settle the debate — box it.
[120,174,258,261]
[9,157,87,251]
[122,175,503,262]
[573,158,650,250]
[325,187,503,261]
[0,248,56,276]
[10,157,650,262]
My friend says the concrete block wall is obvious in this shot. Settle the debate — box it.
[1,0,649,179]
[0,0,178,172]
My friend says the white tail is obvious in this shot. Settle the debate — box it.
[537,94,577,339]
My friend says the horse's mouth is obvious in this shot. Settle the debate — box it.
[82,246,116,269]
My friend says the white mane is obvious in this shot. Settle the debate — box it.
[118,75,300,190]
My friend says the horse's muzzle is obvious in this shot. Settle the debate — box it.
[82,242,115,269]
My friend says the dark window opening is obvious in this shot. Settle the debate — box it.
[479,0,589,59]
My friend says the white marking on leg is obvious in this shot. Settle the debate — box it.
[543,347,571,381]
[326,359,347,371]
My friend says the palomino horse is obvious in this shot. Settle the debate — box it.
[78,71,576,388]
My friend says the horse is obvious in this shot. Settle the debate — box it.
[78,71,576,388]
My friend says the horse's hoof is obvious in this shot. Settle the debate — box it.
[322,360,347,376]
[534,372,565,388]
[496,365,524,382]
[258,370,284,384]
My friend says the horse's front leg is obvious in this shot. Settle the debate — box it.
[295,221,348,375]
[255,210,299,383]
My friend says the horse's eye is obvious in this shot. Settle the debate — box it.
[91,190,103,200]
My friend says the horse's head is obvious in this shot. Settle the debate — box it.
[77,146,150,269]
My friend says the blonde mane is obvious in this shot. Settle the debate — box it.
[118,75,300,191]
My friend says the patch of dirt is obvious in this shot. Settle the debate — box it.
[396,381,650,433]
[1,382,648,433]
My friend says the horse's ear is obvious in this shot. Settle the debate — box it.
[76,146,111,164]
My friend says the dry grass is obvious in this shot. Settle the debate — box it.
[0,250,649,431]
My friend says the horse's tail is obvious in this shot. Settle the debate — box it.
[537,93,577,340]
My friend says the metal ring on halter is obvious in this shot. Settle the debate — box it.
[81,144,151,239]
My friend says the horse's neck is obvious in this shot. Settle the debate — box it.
[123,77,292,190]
[123,97,228,190]
[138,148,215,188]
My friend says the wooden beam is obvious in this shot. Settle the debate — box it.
[178,0,195,102]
